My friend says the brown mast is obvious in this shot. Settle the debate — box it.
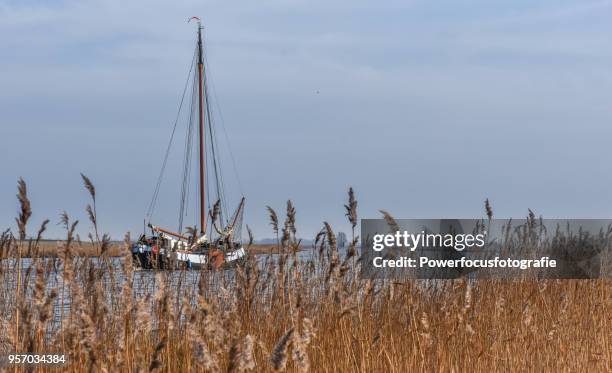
[196,22,206,235]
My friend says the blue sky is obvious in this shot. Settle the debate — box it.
[2,0,612,240]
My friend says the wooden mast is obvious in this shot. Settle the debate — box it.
[196,21,206,235]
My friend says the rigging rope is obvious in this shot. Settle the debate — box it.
[178,58,198,233]
[204,52,245,198]
[146,48,197,222]
[204,67,228,225]
[203,42,245,240]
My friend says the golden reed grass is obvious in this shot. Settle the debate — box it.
[0,177,610,372]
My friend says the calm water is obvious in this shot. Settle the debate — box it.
[0,249,320,331]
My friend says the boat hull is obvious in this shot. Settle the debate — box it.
[176,247,247,269]
[131,243,247,270]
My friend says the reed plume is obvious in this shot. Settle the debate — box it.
[266,206,279,235]
[379,209,399,232]
[210,199,221,224]
[246,224,254,248]
[485,198,493,221]
[344,186,357,228]
[15,178,31,240]
[270,328,294,371]
[80,173,96,200]
[285,200,297,236]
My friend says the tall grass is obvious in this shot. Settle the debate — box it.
[0,178,610,372]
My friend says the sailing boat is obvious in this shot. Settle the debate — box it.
[132,18,247,270]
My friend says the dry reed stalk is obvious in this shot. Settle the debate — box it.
[13,178,32,356]
[323,222,338,282]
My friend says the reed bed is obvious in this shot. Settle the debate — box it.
[0,178,610,372]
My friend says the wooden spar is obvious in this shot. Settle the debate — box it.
[151,226,190,241]
[230,197,246,228]
[197,23,206,235]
